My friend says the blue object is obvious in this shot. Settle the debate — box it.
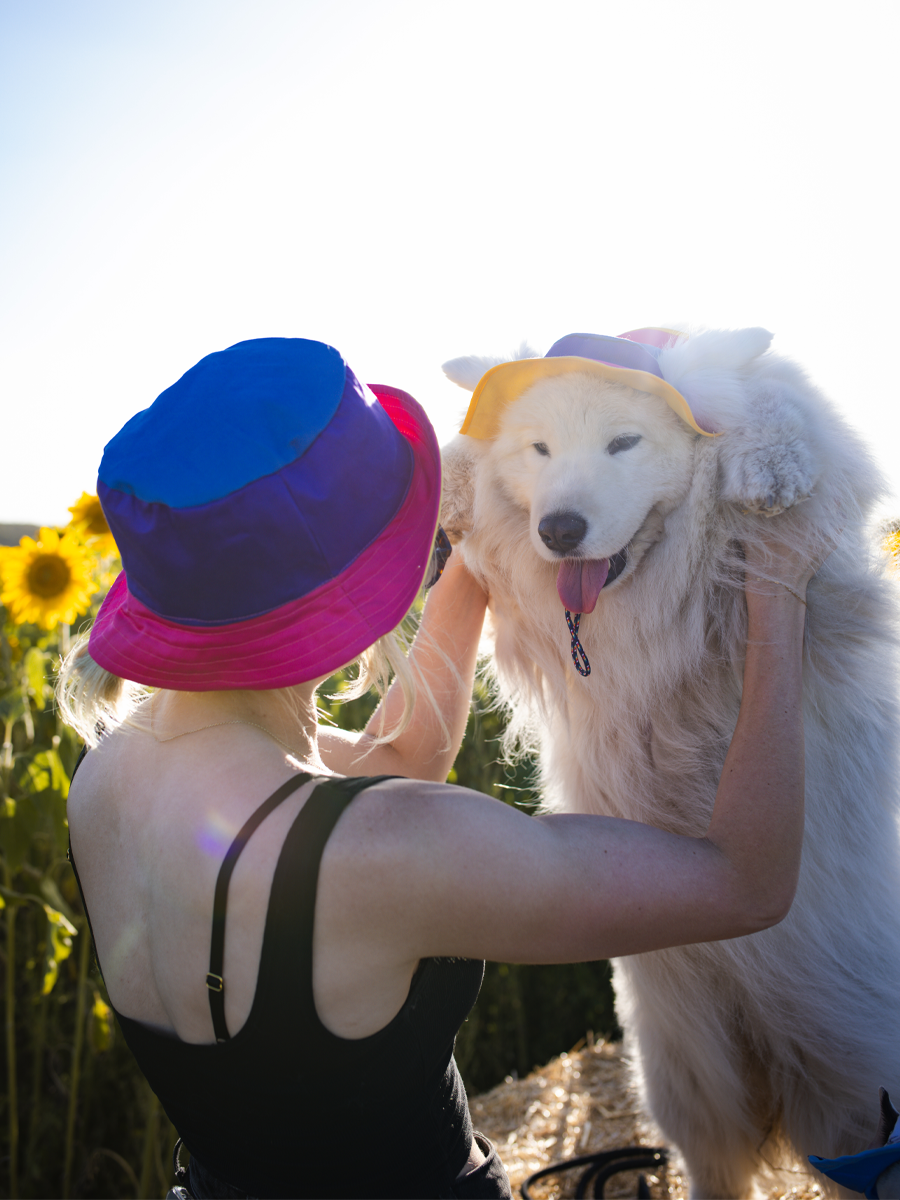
[810,1143,900,1198]
[99,338,349,507]
[98,358,412,623]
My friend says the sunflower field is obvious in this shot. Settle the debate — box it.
[0,495,617,1199]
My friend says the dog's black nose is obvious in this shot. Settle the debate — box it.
[538,511,587,554]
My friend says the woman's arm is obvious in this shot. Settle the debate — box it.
[321,528,811,967]
[701,582,806,929]
[696,525,813,928]
[317,552,489,780]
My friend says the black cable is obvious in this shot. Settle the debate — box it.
[521,1145,668,1200]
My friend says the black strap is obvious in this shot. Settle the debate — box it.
[521,1146,668,1199]
[252,773,400,1032]
[70,743,88,780]
[207,773,313,1042]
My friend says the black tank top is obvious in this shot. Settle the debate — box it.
[69,767,486,1198]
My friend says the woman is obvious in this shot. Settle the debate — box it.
[60,336,812,1200]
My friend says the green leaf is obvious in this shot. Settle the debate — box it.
[41,904,77,995]
[25,752,53,793]
[22,749,71,799]
[44,748,70,799]
[24,646,48,711]
[90,991,113,1052]
[39,874,76,922]
[0,778,69,871]
[0,793,35,874]
[0,691,26,724]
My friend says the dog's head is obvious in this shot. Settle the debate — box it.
[442,371,699,613]
[440,328,776,615]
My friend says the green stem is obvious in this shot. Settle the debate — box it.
[4,859,18,1200]
[1,717,13,799]
[62,925,90,1198]
[26,943,49,1169]
[137,1084,160,1200]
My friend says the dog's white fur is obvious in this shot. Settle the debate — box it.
[441,328,900,1199]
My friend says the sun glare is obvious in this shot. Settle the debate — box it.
[197,810,241,859]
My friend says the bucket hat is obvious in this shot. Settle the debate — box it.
[459,328,716,440]
[89,337,442,690]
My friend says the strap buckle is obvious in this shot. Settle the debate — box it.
[205,972,224,993]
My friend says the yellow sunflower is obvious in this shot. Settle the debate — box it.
[884,529,900,572]
[67,491,118,555]
[0,528,96,630]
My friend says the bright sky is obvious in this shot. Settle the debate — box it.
[3,0,899,525]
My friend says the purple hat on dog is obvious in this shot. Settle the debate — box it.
[459,328,715,440]
[89,338,441,689]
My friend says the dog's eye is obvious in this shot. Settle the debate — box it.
[607,435,642,456]
[533,442,550,457]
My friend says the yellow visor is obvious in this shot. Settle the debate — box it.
[459,332,716,440]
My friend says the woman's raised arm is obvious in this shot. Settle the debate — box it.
[318,551,489,780]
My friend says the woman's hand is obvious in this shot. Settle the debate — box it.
[743,528,814,595]
[318,550,489,780]
[742,505,840,609]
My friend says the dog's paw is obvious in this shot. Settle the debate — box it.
[718,382,819,516]
[724,447,814,516]
[440,435,482,542]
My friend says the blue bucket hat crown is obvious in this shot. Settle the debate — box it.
[89,337,442,689]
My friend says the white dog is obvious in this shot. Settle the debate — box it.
[440,327,900,1199]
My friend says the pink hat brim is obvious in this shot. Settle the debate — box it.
[88,386,441,690]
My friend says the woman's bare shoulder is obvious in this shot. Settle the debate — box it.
[330,774,513,837]
[67,726,320,858]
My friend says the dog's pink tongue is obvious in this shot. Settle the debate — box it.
[556,559,609,613]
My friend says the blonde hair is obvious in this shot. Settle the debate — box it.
[55,613,450,752]
[338,612,451,749]
[55,635,150,747]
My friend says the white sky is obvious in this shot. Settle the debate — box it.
[2,0,899,524]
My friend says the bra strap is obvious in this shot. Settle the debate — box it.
[208,773,313,1043]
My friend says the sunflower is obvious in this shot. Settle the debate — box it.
[67,491,118,555]
[884,529,900,572]
[0,528,96,630]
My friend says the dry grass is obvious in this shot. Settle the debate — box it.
[470,1039,826,1199]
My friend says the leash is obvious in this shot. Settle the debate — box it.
[565,609,591,675]
[521,1144,668,1199]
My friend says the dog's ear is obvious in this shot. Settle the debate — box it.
[440,435,484,543]
[443,355,506,392]
[443,341,539,392]
[658,327,773,432]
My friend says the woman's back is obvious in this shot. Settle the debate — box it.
[66,718,447,1042]
[70,723,317,1040]
[68,729,491,1198]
